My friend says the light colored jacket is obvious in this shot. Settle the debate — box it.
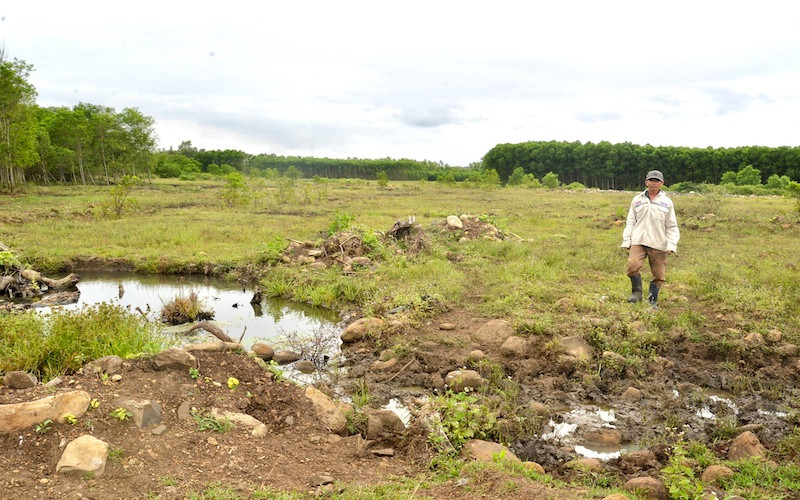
[621,190,680,252]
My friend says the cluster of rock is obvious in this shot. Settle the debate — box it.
[283,234,374,272]
[443,214,508,242]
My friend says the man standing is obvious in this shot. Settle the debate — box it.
[621,170,680,309]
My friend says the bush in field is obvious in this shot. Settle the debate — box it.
[376,170,389,189]
[160,291,214,325]
[565,181,586,190]
[736,164,761,186]
[221,172,250,207]
[507,167,526,186]
[720,171,737,185]
[542,171,559,189]
[767,174,791,190]
[0,304,168,381]
[523,173,541,188]
[103,175,140,218]
[283,166,303,180]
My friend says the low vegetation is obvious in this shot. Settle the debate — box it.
[1,178,799,498]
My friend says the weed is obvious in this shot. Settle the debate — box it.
[160,476,178,487]
[191,409,234,433]
[661,442,704,499]
[35,419,53,434]
[189,367,200,379]
[227,377,239,390]
[64,413,78,425]
[160,291,213,325]
[265,360,285,382]
[111,407,132,421]
[0,303,169,382]
[428,391,497,451]
[328,212,356,235]
[108,447,125,462]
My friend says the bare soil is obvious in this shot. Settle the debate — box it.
[2,301,799,499]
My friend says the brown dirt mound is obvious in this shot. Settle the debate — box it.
[0,351,426,499]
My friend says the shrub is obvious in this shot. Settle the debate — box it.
[0,304,168,381]
[542,171,559,189]
[506,167,526,186]
[160,291,214,325]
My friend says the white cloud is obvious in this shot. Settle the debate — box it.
[2,1,800,165]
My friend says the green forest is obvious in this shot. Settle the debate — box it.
[2,53,799,192]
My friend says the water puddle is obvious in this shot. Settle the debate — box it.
[61,272,340,349]
[541,407,632,461]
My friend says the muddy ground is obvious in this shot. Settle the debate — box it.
[2,303,798,499]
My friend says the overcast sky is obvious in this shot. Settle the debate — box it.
[2,1,799,166]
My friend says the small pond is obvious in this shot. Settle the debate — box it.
[63,272,341,349]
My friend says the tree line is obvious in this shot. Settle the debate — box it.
[1,54,156,191]
[482,141,800,190]
[4,53,800,191]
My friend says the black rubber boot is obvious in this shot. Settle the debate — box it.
[627,275,643,303]
[648,282,660,309]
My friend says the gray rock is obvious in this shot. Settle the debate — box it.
[210,408,262,428]
[177,401,192,420]
[184,341,242,352]
[305,386,351,435]
[621,387,643,402]
[294,360,316,373]
[56,435,109,477]
[153,348,198,370]
[3,371,37,389]
[444,370,485,392]
[251,342,275,361]
[365,409,405,440]
[467,350,486,362]
[729,431,766,460]
[583,429,622,445]
[118,399,163,428]
[0,390,91,433]
[624,476,667,499]
[370,358,398,372]
[310,475,335,486]
[151,424,167,435]
[85,355,124,375]
[461,439,519,462]
[472,319,514,350]
[273,351,302,365]
[341,317,385,343]
[500,336,528,358]
[701,464,734,484]
[559,336,594,361]
[446,215,463,229]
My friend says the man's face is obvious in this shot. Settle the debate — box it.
[646,178,663,189]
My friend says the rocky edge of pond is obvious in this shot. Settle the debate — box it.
[3,309,795,499]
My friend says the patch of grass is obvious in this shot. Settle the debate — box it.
[191,409,234,433]
[160,291,213,325]
[0,304,169,382]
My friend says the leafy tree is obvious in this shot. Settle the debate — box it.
[766,174,791,190]
[0,55,39,191]
[542,171,559,189]
[283,165,303,180]
[507,167,526,186]
[720,171,737,185]
[376,170,388,188]
[522,173,541,188]
[735,164,761,186]
[105,175,140,218]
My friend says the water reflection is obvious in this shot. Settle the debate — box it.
[63,272,340,347]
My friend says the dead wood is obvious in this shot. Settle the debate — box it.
[181,321,235,343]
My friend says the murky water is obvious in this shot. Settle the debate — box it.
[62,272,340,349]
